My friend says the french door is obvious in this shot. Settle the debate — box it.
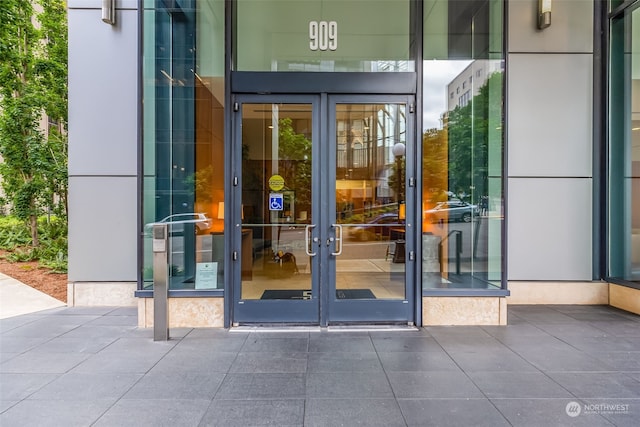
[232,94,415,325]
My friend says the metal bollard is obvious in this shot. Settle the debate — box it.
[152,224,169,341]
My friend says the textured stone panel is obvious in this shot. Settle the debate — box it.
[140,298,224,328]
[609,284,640,315]
[68,282,136,307]
[507,281,608,305]
[422,297,506,325]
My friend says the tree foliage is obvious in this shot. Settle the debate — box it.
[447,72,503,201]
[277,117,312,209]
[422,126,449,205]
[422,72,503,205]
[0,0,68,247]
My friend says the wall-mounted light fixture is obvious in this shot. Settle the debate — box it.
[538,0,552,30]
[102,0,116,25]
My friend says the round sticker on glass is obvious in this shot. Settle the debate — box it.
[268,175,285,191]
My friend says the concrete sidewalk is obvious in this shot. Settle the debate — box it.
[0,273,65,320]
[1,303,640,426]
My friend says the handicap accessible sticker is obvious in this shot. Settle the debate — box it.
[269,193,284,211]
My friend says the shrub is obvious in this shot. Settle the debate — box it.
[0,215,67,273]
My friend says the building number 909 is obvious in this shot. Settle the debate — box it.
[309,21,337,51]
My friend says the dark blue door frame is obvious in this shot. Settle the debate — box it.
[231,94,416,326]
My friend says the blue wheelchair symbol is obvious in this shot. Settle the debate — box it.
[269,194,284,211]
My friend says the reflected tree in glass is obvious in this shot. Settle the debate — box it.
[447,72,502,203]
[277,117,312,215]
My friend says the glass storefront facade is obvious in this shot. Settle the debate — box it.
[142,0,226,291]
[609,0,640,288]
[421,0,504,290]
[141,0,506,324]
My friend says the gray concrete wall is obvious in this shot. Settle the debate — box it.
[68,1,138,282]
[507,0,594,281]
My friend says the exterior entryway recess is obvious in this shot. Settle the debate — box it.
[232,94,416,326]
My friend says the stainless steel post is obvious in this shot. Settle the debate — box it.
[152,224,169,341]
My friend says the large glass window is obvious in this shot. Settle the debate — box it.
[235,0,413,72]
[421,0,504,290]
[142,0,226,291]
[609,3,640,286]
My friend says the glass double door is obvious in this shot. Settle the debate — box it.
[233,95,415,325]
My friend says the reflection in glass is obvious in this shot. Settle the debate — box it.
[609,8,640,283]
[422,0,504,290]
[142,1,225,291]
[335,104,406,300]
[240,104,313,300]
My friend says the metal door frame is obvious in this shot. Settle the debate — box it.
[231,94,416,325]
[231,94,322,324]
[324,94,416,325]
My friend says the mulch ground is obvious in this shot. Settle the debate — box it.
[0,250,67,303]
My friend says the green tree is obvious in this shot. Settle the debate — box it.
[447,72,503,201]
[0,0,68,247]
[422,126,449,205]
[277,117,312,209]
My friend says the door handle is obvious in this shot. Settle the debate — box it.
[331,224,343,256]
[305,224,317,256]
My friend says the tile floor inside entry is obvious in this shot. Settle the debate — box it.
[240,268,406,300]
[1,305,639,426]
[240,239,407,300]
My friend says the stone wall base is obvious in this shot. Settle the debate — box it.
[422,296,507,325]
[67,282,136,307]
[138,297,224,328]
[609,284,640,315]
[67,281,638,327]
[507,281,609,305]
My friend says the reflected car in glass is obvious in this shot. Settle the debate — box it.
[144,213,212,236]
[424,201,479,223]
[347,213,403,241]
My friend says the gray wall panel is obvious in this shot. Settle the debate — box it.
[507,178,592,280]
[508,53,593,177]
[505,0,596,283]
[68,177,137,282]
[68,8,138,176]
[508,0,593,53]
[68,6,139,283]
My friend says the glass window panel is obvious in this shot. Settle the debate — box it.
[235,0,413,72]
[422,0,504,290]
[142,0,226,291]
[335,103,406,300]
[609,5,640,285]
[240,104,313,299]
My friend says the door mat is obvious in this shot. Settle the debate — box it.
[261,289,376,300]
[261,289,312,300]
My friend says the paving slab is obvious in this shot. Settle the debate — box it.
[0,304,638,426]
[0,273,65,319]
